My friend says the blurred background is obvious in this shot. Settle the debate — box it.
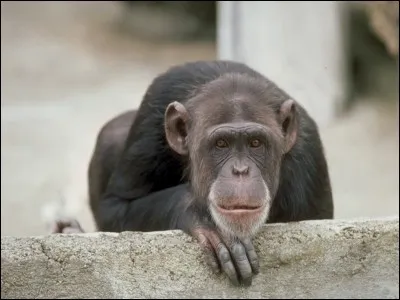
[1,1,398,236]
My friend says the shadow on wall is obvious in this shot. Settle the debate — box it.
[118,1,217,42]
[348,2,398,109]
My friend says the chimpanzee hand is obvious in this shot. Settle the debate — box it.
[50,218,85,234]
[191,227,259,287]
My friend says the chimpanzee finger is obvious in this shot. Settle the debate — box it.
[50,218,84,234]
[241,238,259,274]
[62,227,81,234]
[230,242,253,286]
[204,250,221,274]
[202,230,240,286]
[216,243,240,286]
[192,230,221,274]
[50,222,62,234]
[192,228,240,285]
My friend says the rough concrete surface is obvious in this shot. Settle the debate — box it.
[1,2,398,237]
[1,217,399,299]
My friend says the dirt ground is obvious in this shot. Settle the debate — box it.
[1,1,398,236]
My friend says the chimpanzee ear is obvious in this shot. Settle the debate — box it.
[165,101,190,156]
[278,99,298,153]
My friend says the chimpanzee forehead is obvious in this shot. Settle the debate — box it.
[188,74,282,128]
[206,121,272,137]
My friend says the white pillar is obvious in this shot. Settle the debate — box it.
[217,1,350,128]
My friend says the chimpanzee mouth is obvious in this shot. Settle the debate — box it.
[216,204,263,212]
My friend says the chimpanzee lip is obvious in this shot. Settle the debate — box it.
[216,204,263,212]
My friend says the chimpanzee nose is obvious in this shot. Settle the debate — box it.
[232,164,249,176]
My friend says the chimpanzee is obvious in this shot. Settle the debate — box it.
[54,60,334,287]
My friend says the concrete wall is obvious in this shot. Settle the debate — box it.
[2,217,399,299]
[217,1,350,128]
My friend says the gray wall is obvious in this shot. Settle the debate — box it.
[217,1,349,128]
[2,217,399,299]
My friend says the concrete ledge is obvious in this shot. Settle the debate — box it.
[1,217,399,299]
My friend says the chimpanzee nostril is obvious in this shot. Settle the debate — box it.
[232,164,250,175]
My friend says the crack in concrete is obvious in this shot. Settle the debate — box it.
[37,240,68,283]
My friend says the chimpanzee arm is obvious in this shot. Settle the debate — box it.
[96,184,192,233]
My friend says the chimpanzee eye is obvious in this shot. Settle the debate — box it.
[216,139,228,148]
[250,139,261,148]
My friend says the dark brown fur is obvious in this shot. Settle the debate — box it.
[54,60,333,287]
[88,110,137,215]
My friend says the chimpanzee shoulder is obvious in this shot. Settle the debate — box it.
[269,104,334,222]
